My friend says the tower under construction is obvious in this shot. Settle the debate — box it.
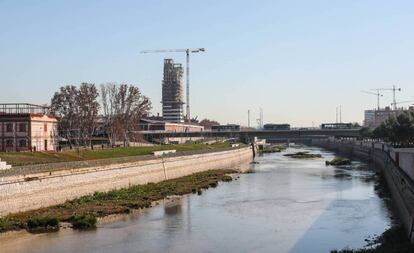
[162,59,184,123]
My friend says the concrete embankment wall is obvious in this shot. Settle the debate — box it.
[0,147,253,217]
[312,139,414,241]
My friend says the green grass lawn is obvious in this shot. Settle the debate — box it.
[0,142,234,166]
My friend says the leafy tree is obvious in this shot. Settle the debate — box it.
[50,85,79,148]
[51,83,99,148]
[199,119,220,129]
[359,127,373,139]
[373,112,414,147]
[394,112,414,147]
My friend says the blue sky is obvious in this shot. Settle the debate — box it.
[1,0,414,126]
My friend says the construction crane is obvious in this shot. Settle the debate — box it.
[391,100,414,109]
[374,85,401,110]
[361,90,383,110]
[140,48,206,121]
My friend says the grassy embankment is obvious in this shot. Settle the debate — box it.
[0,142,233,167]
[0,169,235,233]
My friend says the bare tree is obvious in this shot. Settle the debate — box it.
[100,83,151,147]
[77,83,100,148]
[100,83,118,146]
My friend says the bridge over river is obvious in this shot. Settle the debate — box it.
[141,128,362,142]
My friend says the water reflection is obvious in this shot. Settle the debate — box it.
[0,147,391,253]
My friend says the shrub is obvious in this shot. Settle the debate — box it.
[26,217,59,232]
[222,175,233,182]
[70,215,97,229]
[326,157,351,166]
[209,181,218,188]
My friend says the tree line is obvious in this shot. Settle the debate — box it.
[361,111,414,147]
[50,83,151,148]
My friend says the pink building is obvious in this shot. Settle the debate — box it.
[0,104,58,152]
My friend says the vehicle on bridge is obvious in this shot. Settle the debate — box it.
[263,123,291,131]
[321,123,353,129]
[211,124,240,132]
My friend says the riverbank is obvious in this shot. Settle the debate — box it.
[0,147,391,253]
[312,139,414,247]
[0,169,237,233]
[0,146,253,218]
[331,171,413,253]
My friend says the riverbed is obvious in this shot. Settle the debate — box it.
[0,146,391,253]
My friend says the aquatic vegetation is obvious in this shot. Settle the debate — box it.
[26,217,59,233]
[258,145,286,154]
[222,175,233,182]
[284,151,322,159]
[70,215,97,230]
[326,157,352,166]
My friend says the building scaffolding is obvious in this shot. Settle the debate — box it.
[162,59,185,123]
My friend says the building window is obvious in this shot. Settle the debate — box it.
[44,123,47,132]
[19,123,27,132]
[5,140,13,147]
[6,123,13,132]
[19,139,27,147]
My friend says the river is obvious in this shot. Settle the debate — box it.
[0,146,391,253]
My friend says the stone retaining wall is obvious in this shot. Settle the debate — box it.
[0,147,253,217]
[312,139,414,242]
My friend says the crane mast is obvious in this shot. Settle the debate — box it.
[140,48,205,121]
[361,90,383,110]
[375,85,401,110]
[391,100,414,108]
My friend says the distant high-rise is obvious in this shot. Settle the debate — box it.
[162,59,184,123]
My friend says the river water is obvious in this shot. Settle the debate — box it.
[1,147,391,253]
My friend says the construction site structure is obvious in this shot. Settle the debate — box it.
[374,85,401,110]
[141,48,205,121]
[361,90,383,110]
[162,59,185,123]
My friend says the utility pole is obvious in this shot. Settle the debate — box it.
[257,108,263,129]
[260,108,263,129]
[339,105,342,123]
[248,109,250,128]
[336,106,338,123]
